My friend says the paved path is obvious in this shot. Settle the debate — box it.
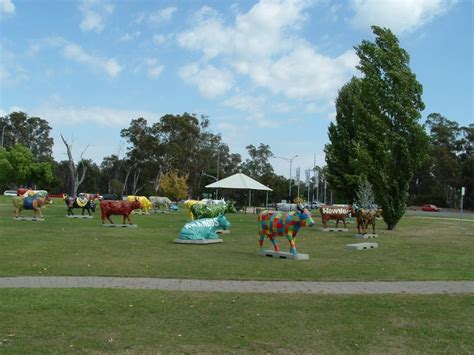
[0,277,473,294]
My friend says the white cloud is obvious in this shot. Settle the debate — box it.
[177,0,358,104]
[62,42,122,78]
[0,0,15,14]
[224,94,266,113]
[33,105,159,128]
[179,63,234,98]
[0,45,29,85]
[149,6,177,25]
[350,0,457,34]
[144,58,164,79]
[119,31,141,41]
[152,33,167,45]
[78,0,114,33]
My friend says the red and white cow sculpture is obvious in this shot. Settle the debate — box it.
[100,198,143,225]
[319,205,352,228]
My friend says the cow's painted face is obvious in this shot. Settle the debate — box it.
[298,209,315,227]
[217,214,231,229]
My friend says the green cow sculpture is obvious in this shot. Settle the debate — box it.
[190,201,237,220]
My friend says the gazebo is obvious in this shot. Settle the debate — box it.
[205,173,272,208]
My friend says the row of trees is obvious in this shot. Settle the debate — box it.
[0,112,294,206]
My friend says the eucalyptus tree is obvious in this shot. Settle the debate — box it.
[1,112,54,160]
[0,144,53,190]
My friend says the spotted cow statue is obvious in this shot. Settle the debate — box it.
[258,204,315,255]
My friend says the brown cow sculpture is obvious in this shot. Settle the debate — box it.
[100,198,143,225]
[356,208,382,234]
[319,205,352,228]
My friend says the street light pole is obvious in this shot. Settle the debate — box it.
[273,154,298,203]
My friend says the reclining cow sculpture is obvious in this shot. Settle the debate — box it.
[100,198,143,225]
[319,205,352,228]
[178,214,231,240]
[258,204,315,255]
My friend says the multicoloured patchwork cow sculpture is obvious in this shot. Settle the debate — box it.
[258,205,315,255]
[178,215,231,240]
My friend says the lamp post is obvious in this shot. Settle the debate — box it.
[202,171,218,199]
[273,154,298,202]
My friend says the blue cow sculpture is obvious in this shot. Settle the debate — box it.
[178,215,231,240]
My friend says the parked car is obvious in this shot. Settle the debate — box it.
[3,190,17,196]
[421,204,441,212]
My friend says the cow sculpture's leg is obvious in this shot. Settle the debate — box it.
[286,232,297,255]
[268,235,280,252]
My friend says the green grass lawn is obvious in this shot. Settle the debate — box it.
[1,196,473,281]
[1,196,473,353]
[0,289,472,353]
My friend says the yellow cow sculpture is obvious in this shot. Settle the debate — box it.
[184,199,205,220]
[127,196,152,214]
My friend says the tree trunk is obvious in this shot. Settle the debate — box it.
[60,134,88,197]
[387,223,397,230]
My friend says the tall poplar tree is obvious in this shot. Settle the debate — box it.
[326,26,429,230]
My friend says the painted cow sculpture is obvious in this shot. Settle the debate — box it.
[276,203,298,212]
[356,208,382,234]
[319,205,352,228]
[191,201,237,220]
[13,192,50,218]
[64,194,96,216]
[99,198,143,224]
[179,215,231,240]
[127,195,152,214]
[258,205,315,255]
[149,196,172,212]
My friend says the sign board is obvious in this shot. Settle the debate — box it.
[461,187,465,196]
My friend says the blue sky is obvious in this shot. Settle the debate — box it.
[1,0,472,177]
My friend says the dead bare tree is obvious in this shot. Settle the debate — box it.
[60,134,89,197]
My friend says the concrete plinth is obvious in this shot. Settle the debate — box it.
[353,233,377,239]
[216,229,230,234]
[259,250,309,260]
[102,224,137,228]
[174,238,223,244]
[14,217,44,221]
[132,211,150,215]
[66,215,93,219]
[321,228,348,232]
[346,242,378,250]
